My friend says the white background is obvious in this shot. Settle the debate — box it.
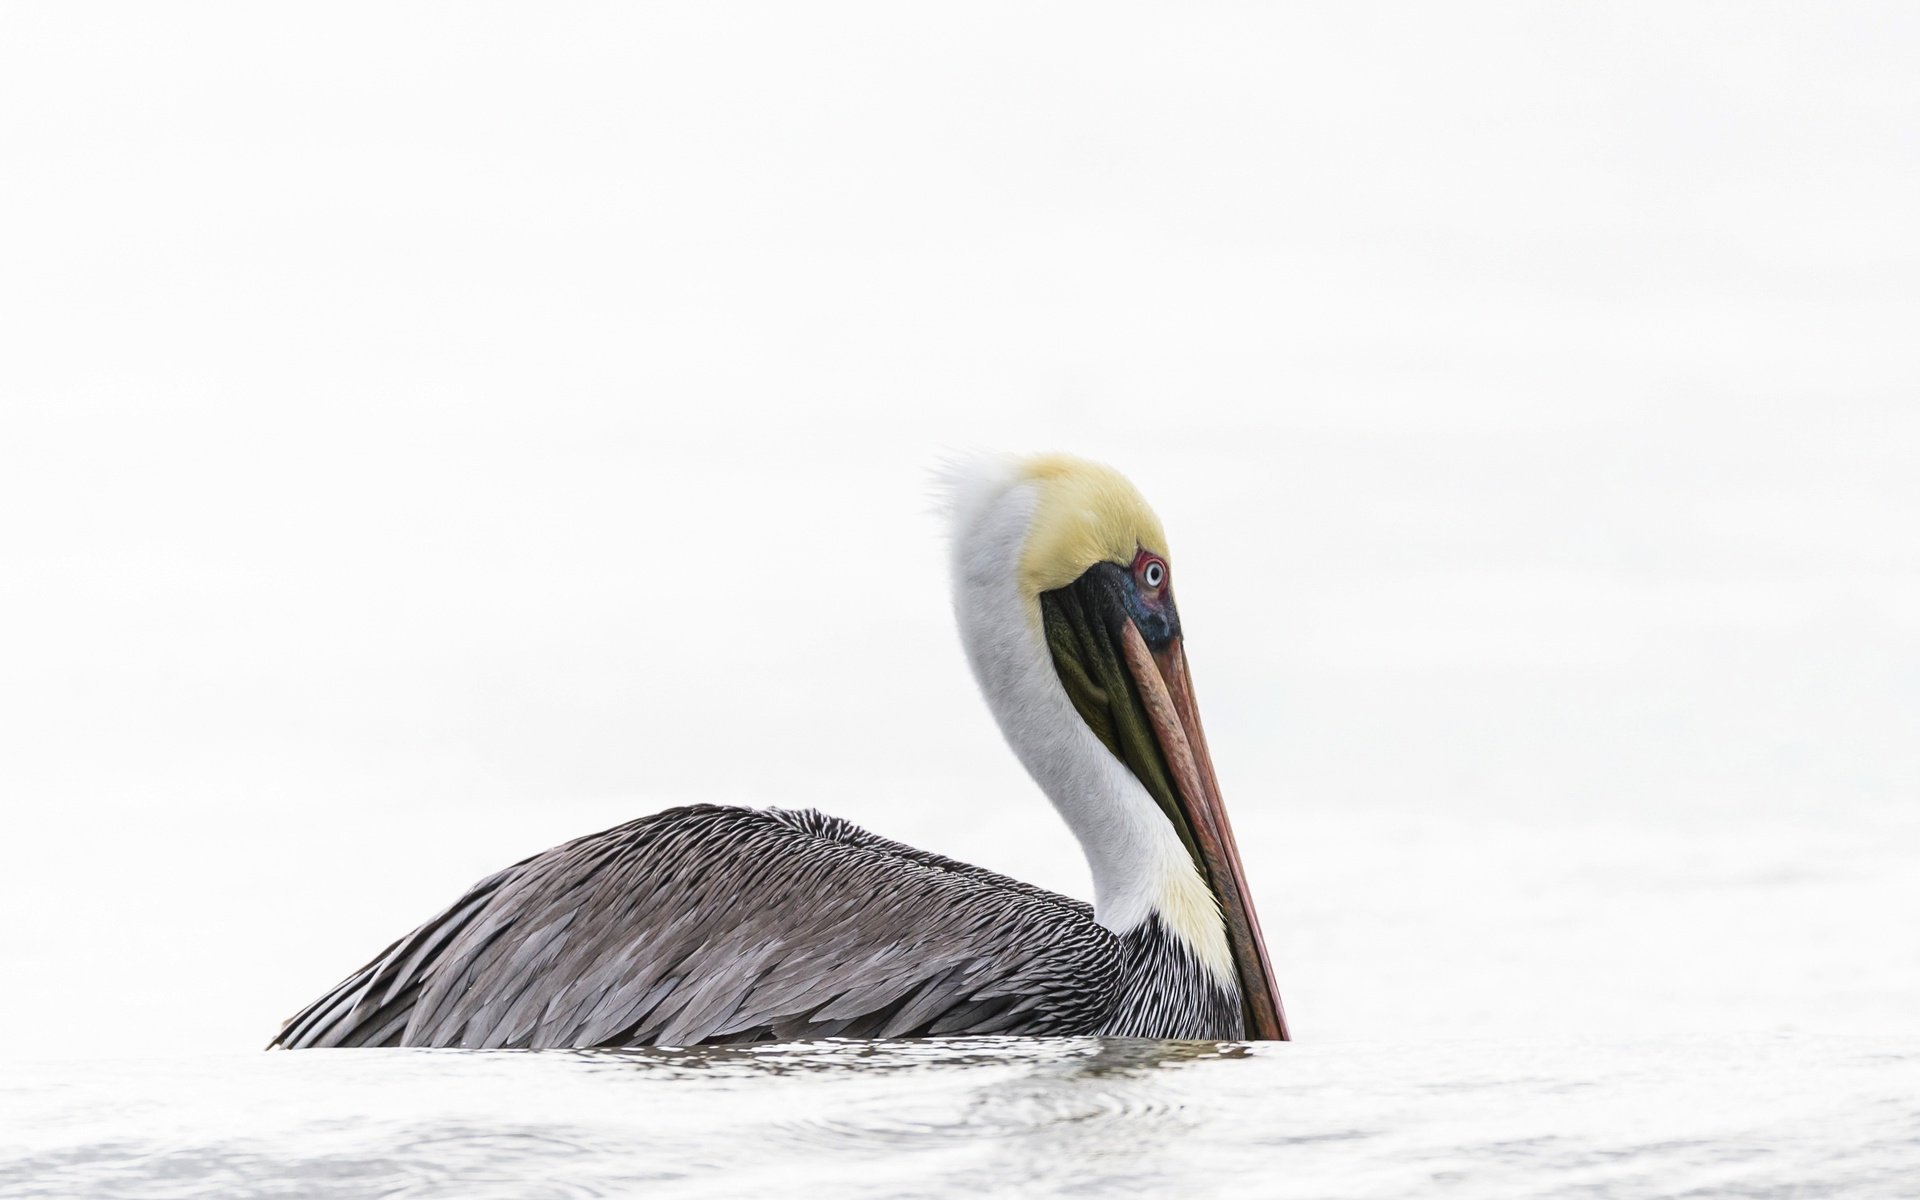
[2,3,1915,1057]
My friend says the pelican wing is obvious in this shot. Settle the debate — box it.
[271,805,1120,1049]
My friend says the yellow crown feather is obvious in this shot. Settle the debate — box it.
[1015,454,1170,599]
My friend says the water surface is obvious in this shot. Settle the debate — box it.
[5,1035,1916,1198]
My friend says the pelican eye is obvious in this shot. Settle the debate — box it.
[1139,557,1167,590]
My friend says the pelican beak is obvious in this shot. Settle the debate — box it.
[1115,625,1290,1041]
[1040,565,1290,1041]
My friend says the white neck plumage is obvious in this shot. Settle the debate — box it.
[945,461,1233,982]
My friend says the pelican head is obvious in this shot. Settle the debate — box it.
[944,452,1288,1040]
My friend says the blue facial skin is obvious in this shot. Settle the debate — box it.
[1079,560,1181,651]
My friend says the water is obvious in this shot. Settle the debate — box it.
[5,1035,1917,1199]
[5,738,1915,1200]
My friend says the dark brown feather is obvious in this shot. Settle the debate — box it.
[271,805,1122,1049]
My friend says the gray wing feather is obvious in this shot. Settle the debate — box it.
[271,805,1120,1049]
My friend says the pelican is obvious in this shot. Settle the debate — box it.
[272,453,1289,1048]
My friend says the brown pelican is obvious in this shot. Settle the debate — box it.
[272,453,1289,1048]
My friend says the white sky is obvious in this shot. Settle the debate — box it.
[2,3,1916,1057]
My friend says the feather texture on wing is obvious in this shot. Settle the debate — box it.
[271,805,1122,1049]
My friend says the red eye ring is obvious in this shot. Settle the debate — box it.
[1136,552,1168,591]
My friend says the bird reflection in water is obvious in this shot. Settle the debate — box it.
[569,1034,1257,1192]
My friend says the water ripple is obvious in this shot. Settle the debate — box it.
[4,1036,1920,1200]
